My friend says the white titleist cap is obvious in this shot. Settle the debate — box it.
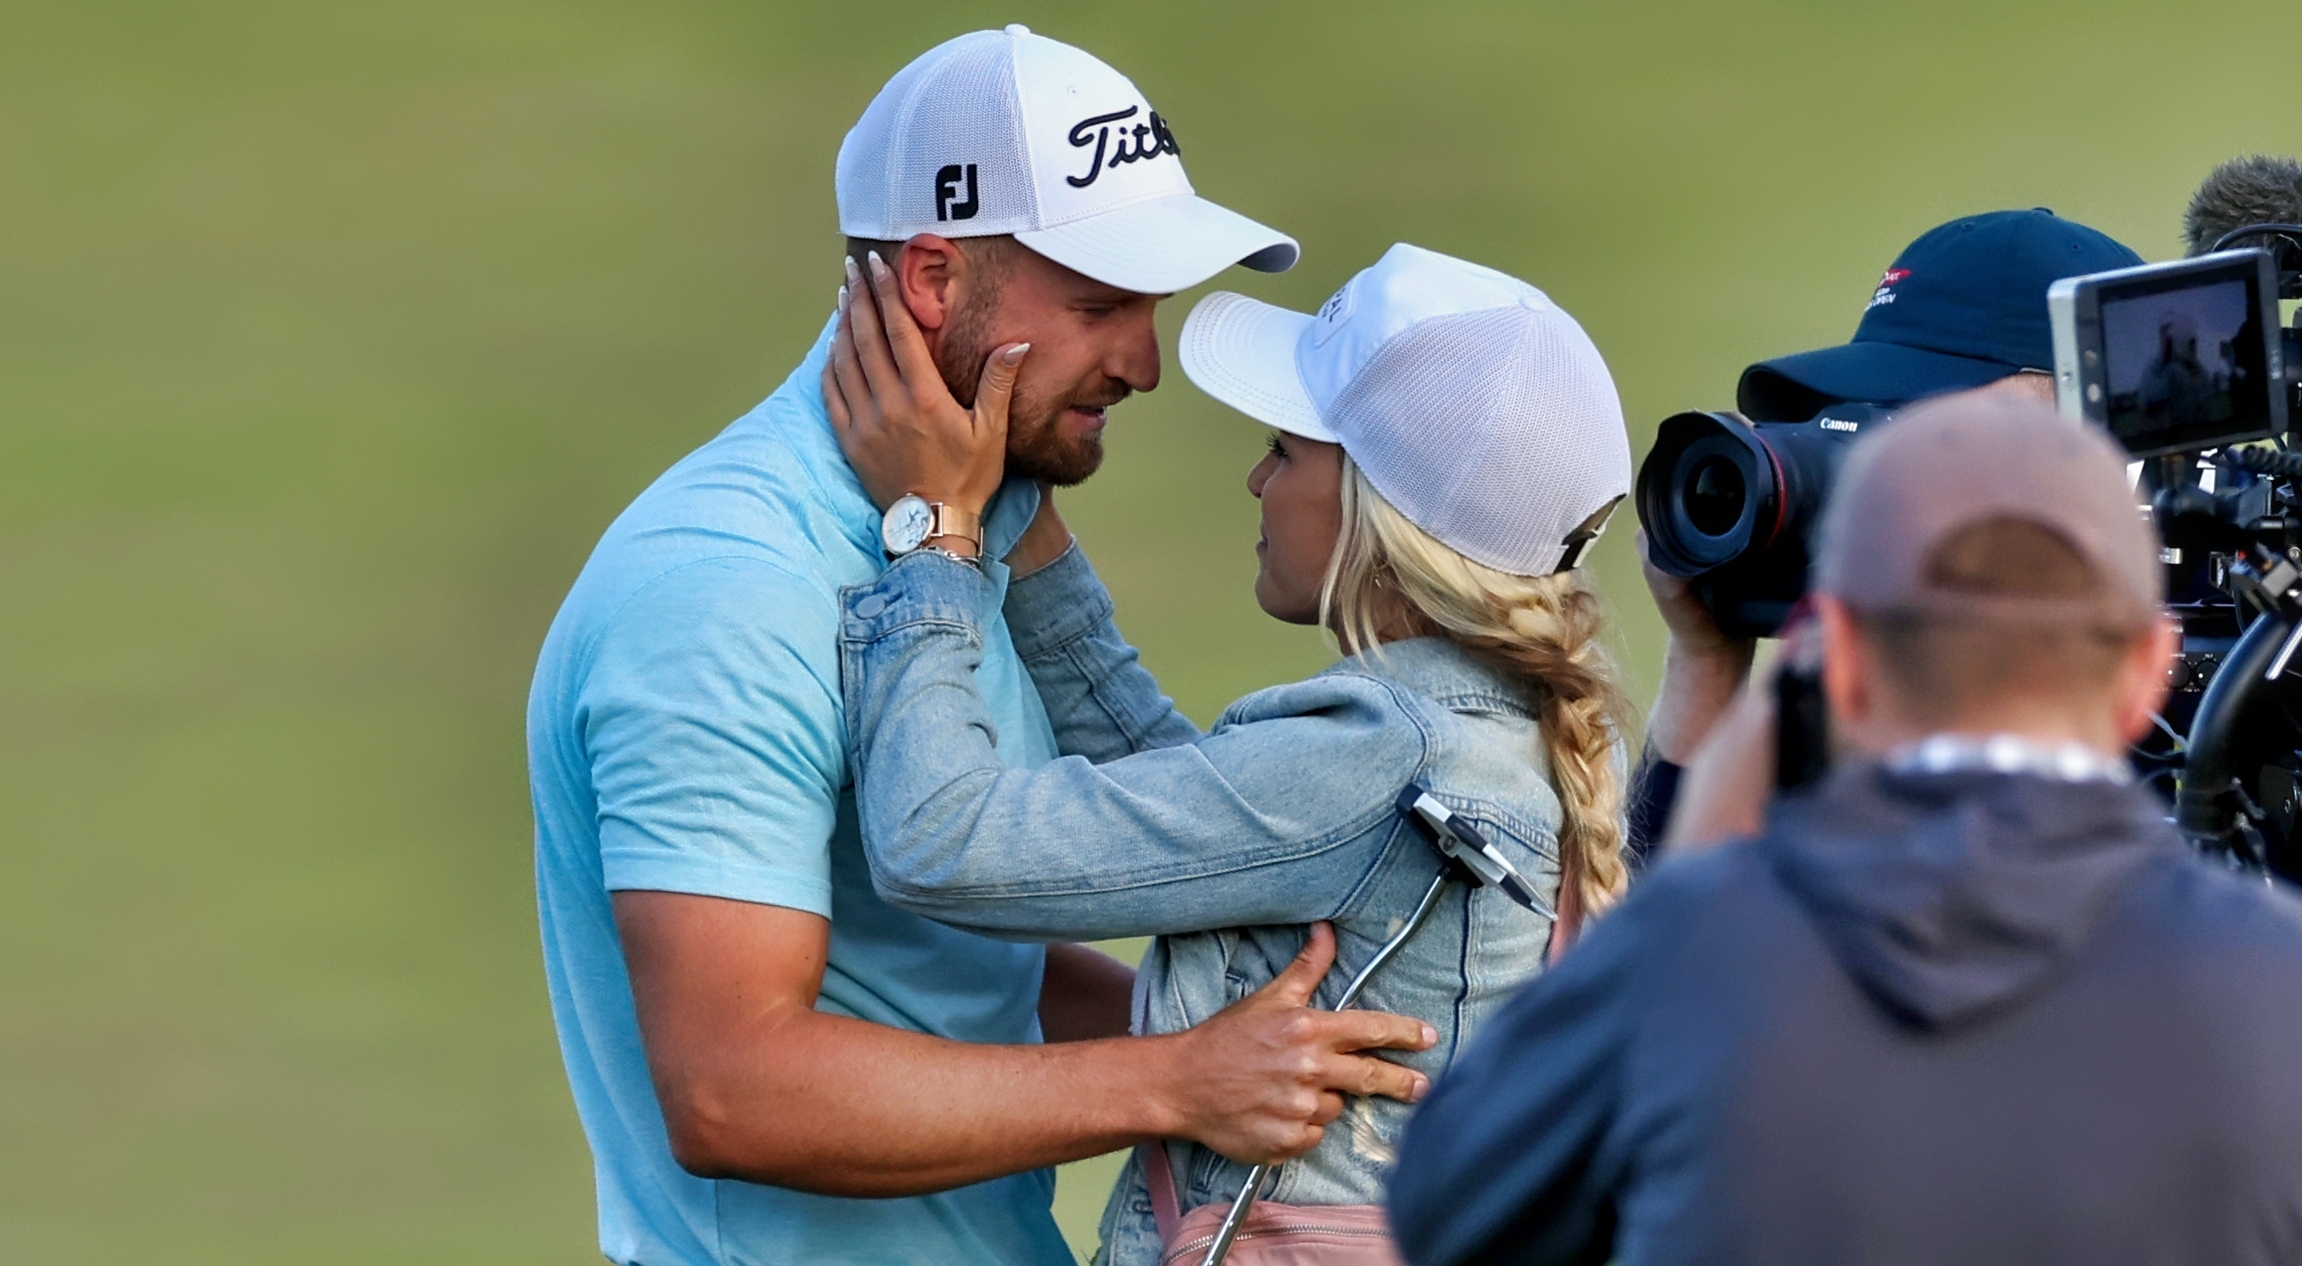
[1182,243,1632,576]
[835,25,1298,295]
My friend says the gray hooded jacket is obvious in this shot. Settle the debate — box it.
[1391,764,2302,1266]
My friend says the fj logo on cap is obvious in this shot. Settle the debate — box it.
[935,163,979,222]
[1064,106,1180,189]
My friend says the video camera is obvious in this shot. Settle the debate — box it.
[2048,242,2302,876]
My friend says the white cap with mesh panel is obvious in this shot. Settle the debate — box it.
[835,25,1298,295]
[1182,243,1632,576]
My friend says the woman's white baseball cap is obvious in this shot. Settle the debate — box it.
[836,26,1297,295]
[1182,243,1633,576]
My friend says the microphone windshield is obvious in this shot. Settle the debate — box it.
[2184,154,2302,257]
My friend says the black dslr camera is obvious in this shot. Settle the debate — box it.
[1633,401,1886,794]
[1635,401,1885,639]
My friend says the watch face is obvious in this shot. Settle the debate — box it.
[881,495,933,554]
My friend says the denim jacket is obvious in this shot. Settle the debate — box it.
[838,543,1570,1266]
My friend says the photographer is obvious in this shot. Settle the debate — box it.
[1634,209,2144,849]
[1389,396,2302,1266]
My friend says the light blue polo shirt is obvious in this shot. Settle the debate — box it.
[527,316,1071,1266]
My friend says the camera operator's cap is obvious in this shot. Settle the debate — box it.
[835,26,1297,295]
[1180,242,1633,576]
[1738,209,2145,422]
[1814,396,2162,631]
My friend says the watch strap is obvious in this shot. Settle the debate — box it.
[924,501,981,554]
[919,543,983,568]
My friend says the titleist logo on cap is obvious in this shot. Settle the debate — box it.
[1063,105,1180,189]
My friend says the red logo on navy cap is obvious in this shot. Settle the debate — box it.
[1867,268,1912,311]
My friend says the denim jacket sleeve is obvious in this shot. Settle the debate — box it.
[839,550,1432,942]
[1001,541,1203,761]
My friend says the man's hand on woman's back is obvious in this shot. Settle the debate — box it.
[1159,922,1435,1162]
[613,893,1435,1198]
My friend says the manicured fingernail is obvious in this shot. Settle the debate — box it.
[866,250,887,276]
[837,284,848,309]
[843,256,860,283]
[1002,343,1031,365]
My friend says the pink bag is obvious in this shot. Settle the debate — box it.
[1139,1141,1405,1266]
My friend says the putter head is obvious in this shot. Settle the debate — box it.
[1397,785,1557,921]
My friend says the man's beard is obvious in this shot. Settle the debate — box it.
[936,298,1123,488]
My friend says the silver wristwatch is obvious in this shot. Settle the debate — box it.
[880,494,981,559]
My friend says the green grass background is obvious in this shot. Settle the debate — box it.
[1,1,2293,1260]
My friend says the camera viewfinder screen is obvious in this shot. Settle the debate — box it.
[2098,270,2272,451]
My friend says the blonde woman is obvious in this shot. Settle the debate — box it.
[827,243,1635,1264]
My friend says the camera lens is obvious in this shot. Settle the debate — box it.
[1682,455,1746,537]
[1635,404,1882,639]
[1638,411,1771,577]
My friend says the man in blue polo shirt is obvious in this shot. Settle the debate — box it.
[528,27,1433,1266]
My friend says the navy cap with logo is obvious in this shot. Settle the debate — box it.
[1737,209,2144,422]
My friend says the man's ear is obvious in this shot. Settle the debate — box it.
[2109,614,2179,747]
[1816,596,1888,756]
[891,234,966,335]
